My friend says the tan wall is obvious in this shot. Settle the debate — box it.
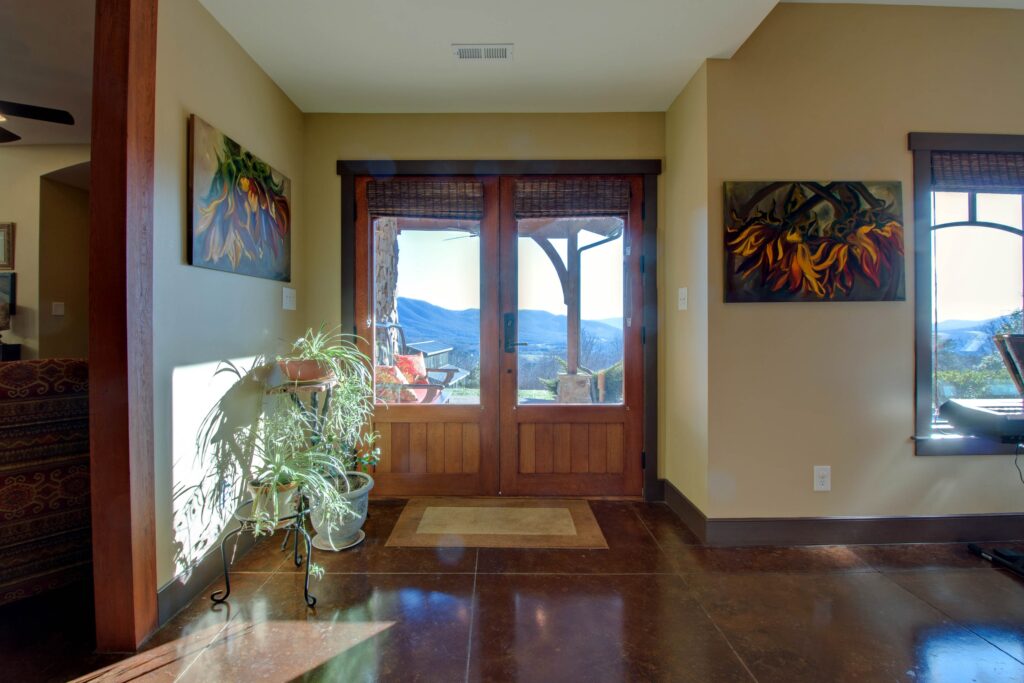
[662,65,710,508]
[153,0,305,586]
[299,113,665,332]
[698,4,1024,518]
[0,146,90,357]
[38,178,89,358]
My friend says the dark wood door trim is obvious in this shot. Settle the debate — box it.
[89,0,159,652]
[340,160,661,499]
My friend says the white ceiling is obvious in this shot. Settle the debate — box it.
[0,0,93,145]
[199,0,780,113]
[0,0,1020,142]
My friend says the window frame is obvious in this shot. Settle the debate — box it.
[910,133,1024,455]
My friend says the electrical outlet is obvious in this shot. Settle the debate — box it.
[282,287,296,311]
[813,465,831,492]
[678,287,688,311]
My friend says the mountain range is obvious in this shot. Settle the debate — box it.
[396,297,622,352]
[936,314,1016,357]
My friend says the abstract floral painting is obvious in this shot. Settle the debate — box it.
[188,115,291,281]
[724,181,904,302]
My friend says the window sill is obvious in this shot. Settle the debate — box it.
[914,434,1021,456]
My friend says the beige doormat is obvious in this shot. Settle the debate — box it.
[386,497,608,549]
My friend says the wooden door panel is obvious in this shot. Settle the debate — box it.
[354,175,499,497]
[498,175,645,497]
[371,418,488,495]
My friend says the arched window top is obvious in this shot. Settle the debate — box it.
[930,190,1023,234]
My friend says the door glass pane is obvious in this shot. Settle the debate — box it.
[373,217,480,404]
[516,217,625,404]
[932,224,1023,416]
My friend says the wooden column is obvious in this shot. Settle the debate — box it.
[89,0,159,652]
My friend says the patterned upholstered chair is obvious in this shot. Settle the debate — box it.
[0,359,90,605]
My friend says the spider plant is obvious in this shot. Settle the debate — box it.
[280,327,380,491]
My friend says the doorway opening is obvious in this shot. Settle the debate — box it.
[343,164,659,498]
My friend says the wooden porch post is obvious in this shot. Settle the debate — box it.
[566,227,580,374]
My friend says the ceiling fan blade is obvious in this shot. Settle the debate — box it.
[0,126,22,143]
[0,100,74,126]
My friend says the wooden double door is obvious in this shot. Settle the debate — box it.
[355,174,644,497]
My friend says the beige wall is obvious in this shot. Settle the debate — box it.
[153,0,305,586]
[662,65,710,507]
[38,178,89,358]
[0,145,90,357]
[666,3,1024,518]
[299,113,665,331]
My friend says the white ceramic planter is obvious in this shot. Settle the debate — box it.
[247,480,298,528]
[310,471,374,551]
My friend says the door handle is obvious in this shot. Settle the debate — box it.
[504,313,528,353]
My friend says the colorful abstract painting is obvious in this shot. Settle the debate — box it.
[188,115,291,281]
[724,181,904,302]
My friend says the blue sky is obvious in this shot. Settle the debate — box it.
[392,227,624,321]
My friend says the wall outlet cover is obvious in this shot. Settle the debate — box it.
[813,465,831,492]
[678,287,688,311]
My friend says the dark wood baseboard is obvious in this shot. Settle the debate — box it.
[660,479,1024,547]
[155,534,254,628]
[662,479,708,544]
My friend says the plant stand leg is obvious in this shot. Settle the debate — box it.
[297,523,317,608]
[280,527,292,550]
[292,518,303,567]
[210,523,244,604]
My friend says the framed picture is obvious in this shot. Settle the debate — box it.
[0,272,16,314]
[187,115,291,281]
[0,223,14,269]
[724,181,905,302]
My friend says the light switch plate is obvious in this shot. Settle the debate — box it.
[51,302,65,317]
[677,287,688,311]
[282,287,296,311]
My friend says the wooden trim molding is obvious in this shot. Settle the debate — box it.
[337,159,662,177]
[662,479,1024,546]
[662,479,707,544]
[89,0,159,652]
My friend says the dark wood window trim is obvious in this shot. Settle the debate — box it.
[909,133,1024,456]
[337,159,663,500]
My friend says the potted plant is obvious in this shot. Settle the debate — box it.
[279,327,380,550]
[244,405,357,541]
[278,324,359,383]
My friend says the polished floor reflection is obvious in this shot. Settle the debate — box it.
[4,499,1024,682]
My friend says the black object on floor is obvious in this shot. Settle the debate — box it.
[968,543,1024,579]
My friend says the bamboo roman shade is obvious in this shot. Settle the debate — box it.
[931,151,1024,193]
[366,179,484,220]
[514,177,631,218]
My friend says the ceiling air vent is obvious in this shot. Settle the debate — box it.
[452,44,514,62]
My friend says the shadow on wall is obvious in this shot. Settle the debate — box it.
[171,356,270,581]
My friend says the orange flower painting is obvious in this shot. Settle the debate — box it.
[188,115,291,281]
[724,181,904,302]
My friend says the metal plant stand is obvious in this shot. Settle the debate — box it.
[210,497,317,608]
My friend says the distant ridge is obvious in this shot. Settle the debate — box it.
[396,297,622,352]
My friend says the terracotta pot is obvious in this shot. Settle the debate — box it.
[279,359,336,383]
